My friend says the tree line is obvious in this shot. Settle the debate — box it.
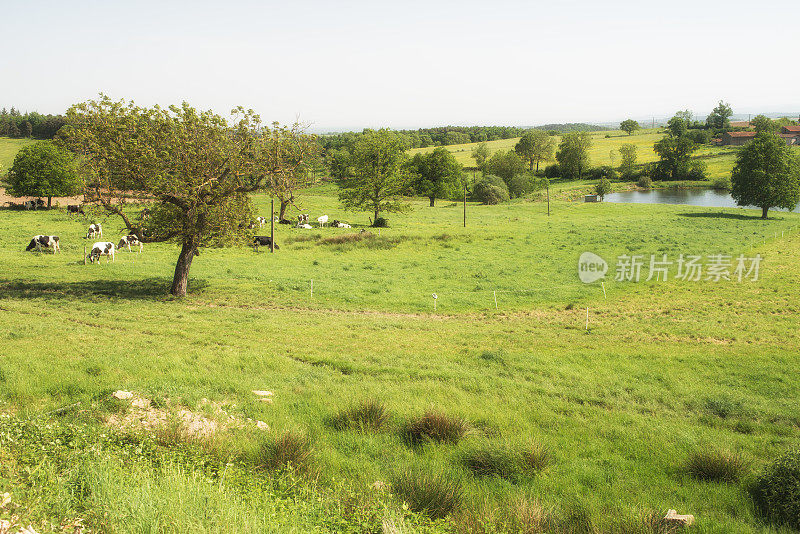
[0,107,66,139]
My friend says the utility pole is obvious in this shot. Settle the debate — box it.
[270,197,275,253]
[463,182,467,228]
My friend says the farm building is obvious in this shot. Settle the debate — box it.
[721,130,800,146]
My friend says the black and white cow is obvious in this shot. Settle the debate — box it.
[25,235,60,253]
[297,214,309,225]
[253,236,279,249]
[118,234,143,252]
[67,205,85,215]
[88,242,115,263]
[86,223,102,239]
[24,200,44,210]
[256,216,267,228]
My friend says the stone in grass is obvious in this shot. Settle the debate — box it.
[252,390,273,397]
[113,390,133,400]
[664,509,694,526]
[256,421,270,431]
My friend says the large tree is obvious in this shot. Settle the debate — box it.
[407,147,463,206]
[336,129,411,224]
[555,131,592,180]
[731,131,800,219]
[514,130,555,171]
[5,141,81,207]
[485,150,526,186]
[618,143,638,177]
[59,96,299,296]
[619,119,640,136]
[471,142,490,169]
[706,100,733,130]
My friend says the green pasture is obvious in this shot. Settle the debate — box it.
[0,137,35,170]
[2,184,800,531]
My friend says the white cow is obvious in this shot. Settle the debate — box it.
[297,223,313,229]
[118,234,143,252]
[86,223,102,239]
[256,216,267,228]
[317,215,329,227]
[26,235,60,253]
[88,242,115,263]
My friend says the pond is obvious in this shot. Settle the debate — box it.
[604,188,800,213]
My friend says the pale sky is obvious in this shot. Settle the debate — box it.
[3,0,798,132]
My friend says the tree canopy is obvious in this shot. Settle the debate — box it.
[484,150,526,185]
[706,100,733,130]
[59,95,305,296]
[5,141,81,207]
[751,115,775,134]
[407,147,463,206]
[618,143,638,177]
[555,132,592,180]
[619,119,640,136]
[335,129,411,224]
[471,142,490,170]
[731,131,800,219]
[514,130,555,171]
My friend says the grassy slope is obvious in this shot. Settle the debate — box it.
[1,189,800,531]
[0,136,35,171]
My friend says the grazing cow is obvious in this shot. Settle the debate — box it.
[297,214,309,225]
[67,205,85,215]
[138,208,151,220]
[256,216,267,228]
[253,236,279,249]
[317,215,329,227]
[24,200,35,210]
[86,223,102,238]
[118,234,143,252]
[88,242,115,263]
[25,235,60,253]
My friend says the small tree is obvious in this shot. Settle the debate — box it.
[731,132,800,219]
[471,142,490,170]
[595,177,612,199]
[336,129,411,224]
[514,130,556,171]
[706,100,733,130]
[619,119,640,136]
[555,132,592,180]
[407,147,463,206]
[6,142,81,207]
[618,143,638,178]
[751,115,775,134]
[484,150,526,187]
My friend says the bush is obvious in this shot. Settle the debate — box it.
[472,175,510,205]
[254,431,313,474]
[543,163,561,179]
[712,176,731,191]
[372,217,389,227]
[686,160,708,180]
[637,175,653,189]
[402,410,470,445]
[686,449,747,482]
[595,178,612,199]
[751,449,800,529]
[392,467,463,519]
[508,174,536,198]
[330,399,391,432]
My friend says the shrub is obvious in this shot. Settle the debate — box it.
[704,396,742,418]
[750,449,800,529]
[372,217,389,228]
[637,175,652,189]
[712,176,731,191]
[508,173,536,198]
[543,163,561,179]
[402,410,470,445]
[254,431,313,474]
[686,160,707,180]
[472,175,510,205]
[392,467,463,519]
[331,399,391,432]
[595,178,612,199]
[686,449,747,482]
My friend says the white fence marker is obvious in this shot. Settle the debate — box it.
[585,307,589,332]
[432,293,438,311]
[493,290,498,309]
[601,282,606,299]
[310,279,313,298]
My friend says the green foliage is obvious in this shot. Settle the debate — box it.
[402,410,470,445]
[751,449,800,529]
[484,150,526,185]
[461,441,548,482]
[5,141,81,205]
[336,129,412,222]
[507,173,537,198]
[555,132,592,180]
[471,142,490,169]
[686,449,747,482]
[636,175,652,189]
[731,131,800,218]
[254,431,314,474]
[620,119,641,136]
[595,178,612,199]
[711,176,731,191]
[392,467,463,519]
[653,134,696,180]
[407,147,464,206]
[618,143,638,178]
[706,100,733,130]
[514,130,556,171]
[472,174,510,204]
[331,399,391,432]
[751,115,775,134]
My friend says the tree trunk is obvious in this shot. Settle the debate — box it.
[373,207,379,226]
[535,161,540,172]
[47,196,52,208]
[170,241,197,297]
[429,196,435,207]
[762,206,769,219]
[279,199,289,222]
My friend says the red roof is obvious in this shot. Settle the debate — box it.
[779,133,799,138]
[726,131,756,138]
[782,125,800,133]
[729,121,752,128]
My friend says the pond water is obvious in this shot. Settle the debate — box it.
[604,188,800,213]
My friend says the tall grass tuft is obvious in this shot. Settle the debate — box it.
[453,495,549,533]
[750,449,800,530]
[461,441,548,482]
[686,449,747,482]
[254,431,313,474]
[331,399,391,432]
[391,467,462,519]
[402,410,470,445]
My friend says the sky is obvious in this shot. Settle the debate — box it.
[2,0,798,132]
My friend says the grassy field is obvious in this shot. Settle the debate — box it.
[2,176,800,532]
[0,137,35,170]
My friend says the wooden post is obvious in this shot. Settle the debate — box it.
[270,197,275,253]
[547,182,550,216]
[83,246,86,265]
[463,183,466,228]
